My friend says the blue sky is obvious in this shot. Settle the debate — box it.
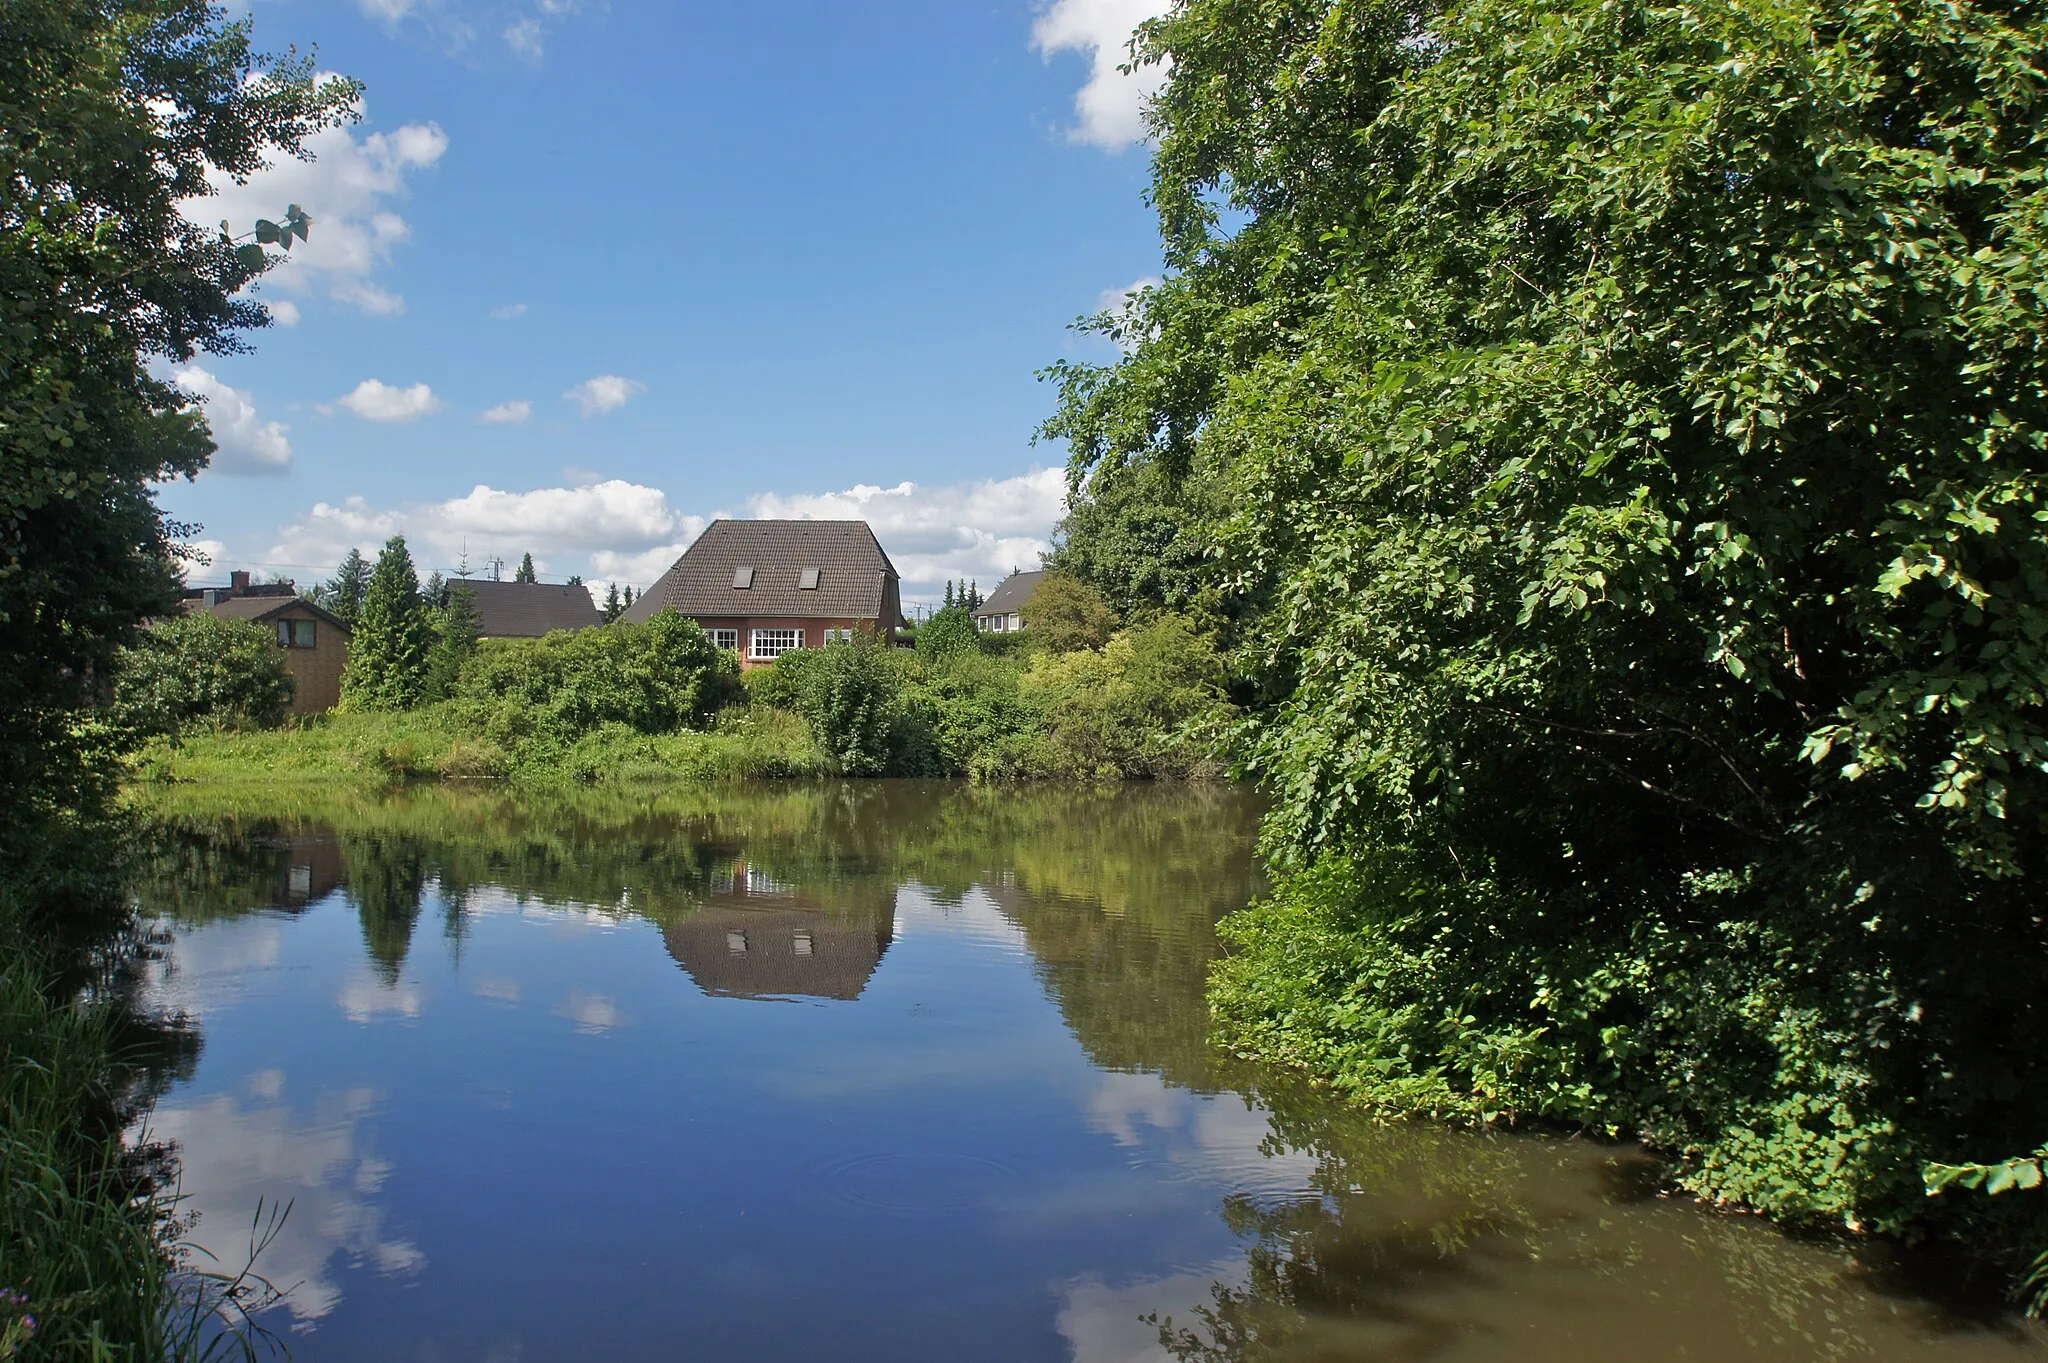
[170,0,1171,604]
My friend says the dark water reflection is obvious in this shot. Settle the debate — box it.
[130,782,2045,1362]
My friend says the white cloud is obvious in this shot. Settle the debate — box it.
[336,378,442,422]
[1033,0,1174,149]
[270,480,702,584]
[563,374,645,417]
[267,298,301,327]
[1096,274,1160,353]
[748,469,1064,604]
[264,467,1065,599]
[173,365,292,475]
[477,399,533,424]
[489,302,528,320]
[359,0,414,21]
[504,17,545,60]
[186,95,447,317]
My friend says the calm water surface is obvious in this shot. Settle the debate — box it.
[133,782,2046,1362]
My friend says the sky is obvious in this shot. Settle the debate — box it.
[168,0,1174,607]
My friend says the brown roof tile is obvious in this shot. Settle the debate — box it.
[455,580,600,637]
[622,520,898,623]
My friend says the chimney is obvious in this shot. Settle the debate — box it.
[230,569,251,594]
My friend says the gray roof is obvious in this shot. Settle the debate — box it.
[973,569,1046,620]
[622,520,898,623]
[454,579,600,637]
[192,594,351,633]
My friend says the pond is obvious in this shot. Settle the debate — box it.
[132,782,2046,1362]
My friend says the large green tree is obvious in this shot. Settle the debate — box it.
[341,535,433,710]
[0,0,355,858]
[1050,0,2048,1299]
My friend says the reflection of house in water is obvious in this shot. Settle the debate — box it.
[662,861,894,1001]
[276,834,346,909]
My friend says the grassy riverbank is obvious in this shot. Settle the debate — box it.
[135,705,829,786]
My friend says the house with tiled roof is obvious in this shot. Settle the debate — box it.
[454,579,601,638]
[973,569,1046,634]
[183,571,351,714]
[619,520,905,666]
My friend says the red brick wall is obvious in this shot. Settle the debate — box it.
[690,616,886,669]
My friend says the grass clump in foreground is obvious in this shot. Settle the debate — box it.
[1,829,283,1361]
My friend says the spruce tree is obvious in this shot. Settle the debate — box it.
[943,580,955,609]
[514,552,537,584]
[602,582,623,624]
[422,582,481,701]
[323,548,372,624]
[340,535,432,710]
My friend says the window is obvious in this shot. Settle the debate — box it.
[275,618,316,648]
[792,930,813,957]
[726,930,748,955]
[823,628,855,645]
[732,566,755,589]
[750,628,803,659]
[710,628,739,652]
[799,567,821,590]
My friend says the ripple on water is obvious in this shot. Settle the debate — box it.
[819,1151,1022,1214]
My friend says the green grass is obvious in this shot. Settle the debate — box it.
[0,843,285,1361]
[132,704,830,787]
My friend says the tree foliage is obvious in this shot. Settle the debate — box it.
[457,610,726,742]
[320,548,372,624]
[423,581,481,702]
[1047,0,2048,1297]
[514,552,536,584]
[341,536,432,711]
[1021,570,1119,654]
[0,0,355,846]
[111,611,294,737]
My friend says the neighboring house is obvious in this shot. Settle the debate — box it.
[186,572,352,715]
[455,579,602,638]
[973,569,1046,634]
[620,519,906,667]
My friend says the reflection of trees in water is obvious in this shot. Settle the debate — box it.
[339,835,428,984]
[134,783,1267,1012]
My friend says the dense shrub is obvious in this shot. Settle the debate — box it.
[457,611,729,741]
[111,612,294,737]
[1020,571,1118,654]
[1023,615,1232,778]
[914,606,981,660]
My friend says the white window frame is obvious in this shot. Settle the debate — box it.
[750,627,804,660]
[710,628,739,652]
[276,619,316,648]
[822,627,855,645]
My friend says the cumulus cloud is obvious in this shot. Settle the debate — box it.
[267,299,301,327]
[185,97,447,317]
[1096,274,1161,353]
[489,302,528,320]
[477,399,533,425]
[173,365,292,475]
[269,479,703,586]
[748,469,1064,604]
[263,467,1065,600]
[336,378,442,422]
[564,374,645,417]
[1033,0,1174,149]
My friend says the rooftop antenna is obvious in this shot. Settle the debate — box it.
[485,554,504,582]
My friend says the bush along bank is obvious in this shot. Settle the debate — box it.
[1036,0,2048,1313]
[126,573,1237,787]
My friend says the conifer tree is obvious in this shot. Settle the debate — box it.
[514,552,537,583]
[422,581,481,701]
[602,582,623,624]
[322,548,372,624]
[944,580,955,609]
[340,535,432,710]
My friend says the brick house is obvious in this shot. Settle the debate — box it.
[186,571,352,715]
[620,520,906,667]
